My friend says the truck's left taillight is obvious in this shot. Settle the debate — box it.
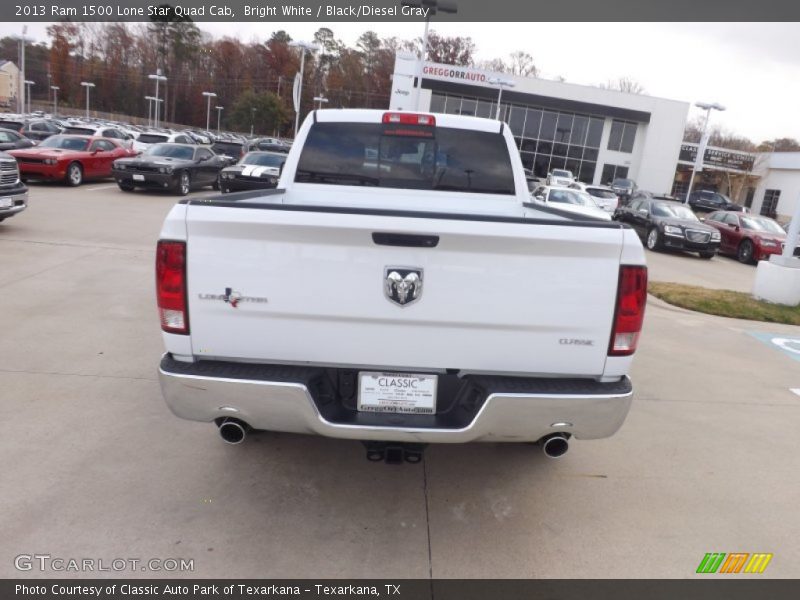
[156,240,189,335]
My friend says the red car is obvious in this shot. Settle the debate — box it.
[704,210,797,263]
[9,135,136,186]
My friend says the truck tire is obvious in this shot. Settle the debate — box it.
[66,162,83,186]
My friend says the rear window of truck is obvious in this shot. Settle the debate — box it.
[295,122,515,195]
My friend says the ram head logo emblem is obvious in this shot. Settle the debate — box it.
[384,267,423,307]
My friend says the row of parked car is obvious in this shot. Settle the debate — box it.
[528,168,795,264]
[0,111,292,193]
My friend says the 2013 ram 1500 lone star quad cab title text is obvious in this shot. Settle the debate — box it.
[156,110,647,463]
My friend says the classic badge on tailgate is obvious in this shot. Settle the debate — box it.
[384,267,423,307]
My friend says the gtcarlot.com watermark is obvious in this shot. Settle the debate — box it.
[14,554,194,573]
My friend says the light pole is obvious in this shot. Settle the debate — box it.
[202,91,216,131]
[14,26,30,114]
[19,25,28,112]
[50,85,59,117]
[289,40,319,137]
[80,81,96,118]
[250,107,256,135]
[684,102,726,203]
[24,80,34,114]
[487,77,514,120]
[11,25,28,113]
[401,1,458,111]
[215,106,224,133]
[148,71,167,128]
[313,95,329,110]
[144,96,155,127]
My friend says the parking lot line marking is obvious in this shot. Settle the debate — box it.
[791,389,800,397]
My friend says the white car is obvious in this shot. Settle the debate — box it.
[569,182,620,214]
[132,131,196,154]
[62,123,134,149]
[531,185,612,221]
[546,169,576,187]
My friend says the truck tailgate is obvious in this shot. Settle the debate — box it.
[184,204,624,377]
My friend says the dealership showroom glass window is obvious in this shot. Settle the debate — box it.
[429,93,638,182]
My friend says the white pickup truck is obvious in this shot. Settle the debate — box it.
[156,110,647,462]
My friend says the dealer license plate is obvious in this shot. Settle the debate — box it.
[357,371,437,415]
[132,174,145,181]
[0,197,12,209]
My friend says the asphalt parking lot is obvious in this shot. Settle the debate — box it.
[2,182,799,579]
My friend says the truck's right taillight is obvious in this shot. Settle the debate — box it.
[608,265,647,356]
[156,240,189,335]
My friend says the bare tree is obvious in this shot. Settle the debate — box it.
[757,137,800,152]
[508,51,538,77]
[601,77,645,94]
[476,58,508,72]
[477,51,539,78]
[683,117,756,151]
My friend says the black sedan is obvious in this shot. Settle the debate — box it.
[0,128,35,151]
[687,190,745,213]
[246,137,291,153]
[22,119,63,142]
[112,143,225,195]
[614,197,721,259]
[219,151,285,193]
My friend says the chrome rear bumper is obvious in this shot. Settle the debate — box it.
[158,355,633,443]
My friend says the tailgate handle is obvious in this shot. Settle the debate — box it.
[372,233,439,248]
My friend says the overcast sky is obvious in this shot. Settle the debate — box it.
[2,21,797,143]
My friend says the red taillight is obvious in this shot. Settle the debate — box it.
[608,265,647,356]
[382,112,436,126]
[156,240,189,335]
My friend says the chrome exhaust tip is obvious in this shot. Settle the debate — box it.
[541,434,569,458]
[218,418,249,445]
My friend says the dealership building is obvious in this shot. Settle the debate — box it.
[390,54,690,194]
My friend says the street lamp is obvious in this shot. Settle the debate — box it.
[80,81,96,118]
[148,71,167,127]
[50,85,59,117]
[401,0,458,111]
[289,40,320,137]
[684,101,726,203]
[215,105,224,133]
[201,91,216,131]
[13,26,31,114]
[24,80,34,114]
[487,77,514,120]
[313,95,329,110]
[144,96,154,126]
[250,107,256,136]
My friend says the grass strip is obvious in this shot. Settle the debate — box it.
[648,281,800,325]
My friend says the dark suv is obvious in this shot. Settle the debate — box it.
[610,178,637,204]
[687,190,744,213]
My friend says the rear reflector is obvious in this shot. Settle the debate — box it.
[156,240,189,335]
[382,112,436,126]
[608,265,647,356]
